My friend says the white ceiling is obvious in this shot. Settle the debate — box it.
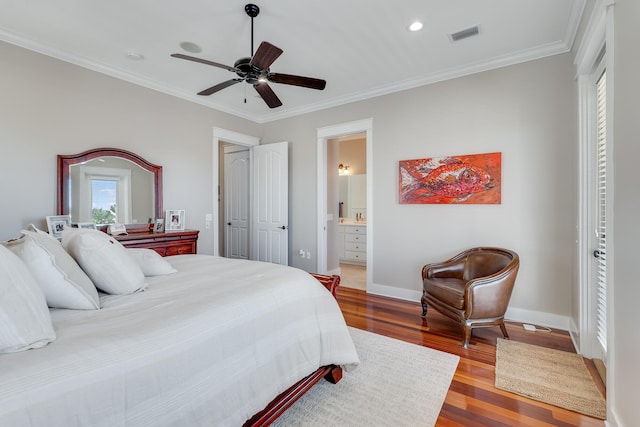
[0,0,585,123]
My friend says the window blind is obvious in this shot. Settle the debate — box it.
[595,68,607,352]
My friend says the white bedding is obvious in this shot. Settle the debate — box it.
[0,255,359,426]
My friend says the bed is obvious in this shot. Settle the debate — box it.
[0,244,359,426]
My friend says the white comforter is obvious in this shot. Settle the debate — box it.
[0,255,359,426]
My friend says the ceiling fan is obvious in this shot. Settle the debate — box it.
[171,3,326,108]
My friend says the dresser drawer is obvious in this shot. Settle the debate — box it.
[344,251,366,262]
[116,230,199,257]
[345,241,365,252]
[344,226,366,235]
[165,243,195,256]
[344,233,366,243]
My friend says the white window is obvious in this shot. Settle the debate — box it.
[78,166,132,224]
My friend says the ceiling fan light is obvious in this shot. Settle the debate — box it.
[409,21,423,32]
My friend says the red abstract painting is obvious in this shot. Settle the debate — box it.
[399,152,501,204]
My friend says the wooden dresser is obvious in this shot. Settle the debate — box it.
[114,229,199,257]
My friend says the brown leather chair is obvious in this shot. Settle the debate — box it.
[421,247,519,348]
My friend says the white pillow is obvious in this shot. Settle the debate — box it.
[127,248,177,277]
[4,230,100,310]
[0,244,56,354]
[62,228,147,295]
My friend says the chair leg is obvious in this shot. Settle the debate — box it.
[462,325,472,349]
[499,321,509,340]
[421,302,428,318]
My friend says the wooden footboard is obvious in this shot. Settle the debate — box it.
[243,365,343,427]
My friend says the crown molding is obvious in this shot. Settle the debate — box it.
[1,25,577,125]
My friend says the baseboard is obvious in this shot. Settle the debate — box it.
[605,410,619,427]
[367,283,422,302]
[504,306,570,331]
[568,318,580,353]
[366,282,572,332]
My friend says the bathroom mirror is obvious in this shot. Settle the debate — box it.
[57,148,163,226]
[338,174,367,220]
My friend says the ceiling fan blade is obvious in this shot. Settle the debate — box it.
[254,83,282,108]
[249,41,283,70]
[171,53,237,72]
[198,79,242,96]
[268,73,326,90]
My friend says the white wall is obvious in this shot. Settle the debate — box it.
[612,0,640,425]
[262,53,578,328]
[0,40,260,255]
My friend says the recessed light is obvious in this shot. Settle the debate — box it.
[126,51,144,61]
[409,21,423,32]
[180,41,202,53]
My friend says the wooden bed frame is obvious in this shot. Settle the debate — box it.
[244,273,343,426]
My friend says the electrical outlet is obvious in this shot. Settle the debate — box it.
[523,324,536,331]
[306,251,311,259]
[299,249,305,258]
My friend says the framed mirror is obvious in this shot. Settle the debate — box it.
[57,148,163,228]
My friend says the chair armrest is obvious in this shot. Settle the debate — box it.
[422,258,466,281]
[464,265,519,319]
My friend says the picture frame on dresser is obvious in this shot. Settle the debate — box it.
[165,210,185,232]
[154,218,165,233]
[46,215,72,239]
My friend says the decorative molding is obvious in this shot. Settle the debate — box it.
[0,19,584,124]
[574,0,612,75]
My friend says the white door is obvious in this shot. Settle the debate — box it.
[252,141,288,265]
[224,149,250,259]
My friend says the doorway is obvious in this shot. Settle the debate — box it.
[213,128,259,258]
[316,119,373,289]
[335,134,367,290]
[213,128,289,265]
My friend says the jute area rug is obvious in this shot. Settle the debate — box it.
[495,338,606,419]
[272,327,459,427]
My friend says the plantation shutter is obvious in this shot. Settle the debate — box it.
[595,68,607,352]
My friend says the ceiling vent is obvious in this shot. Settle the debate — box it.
[449,25,480,42]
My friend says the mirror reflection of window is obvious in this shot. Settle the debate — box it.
[76,165,132,224]
[91,179,117,224]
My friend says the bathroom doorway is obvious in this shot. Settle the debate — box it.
[316,119,373,291]
[335,134,367,290]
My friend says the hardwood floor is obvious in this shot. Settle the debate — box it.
[335,287,606,427]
